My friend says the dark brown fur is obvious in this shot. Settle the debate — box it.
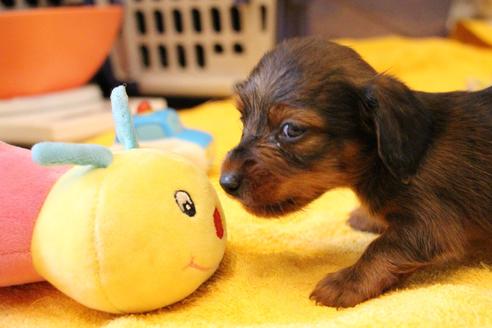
[220,37,492,307]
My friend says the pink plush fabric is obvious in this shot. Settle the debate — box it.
[0,142,67,286]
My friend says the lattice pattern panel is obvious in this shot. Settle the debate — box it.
[112,0,277,96]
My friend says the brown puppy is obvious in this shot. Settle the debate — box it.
[220,37,492,308]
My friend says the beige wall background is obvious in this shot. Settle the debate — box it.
[306,0,453,38]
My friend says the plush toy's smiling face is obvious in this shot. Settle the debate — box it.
[92,148,226,312]
[173,189,225,271]
[32,148,226,313]
[174,189,224,241]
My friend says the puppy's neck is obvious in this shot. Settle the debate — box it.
[350,145,405,217]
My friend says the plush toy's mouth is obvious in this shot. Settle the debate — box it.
[184,256,210,272]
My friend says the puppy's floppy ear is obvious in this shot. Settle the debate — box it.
[361,75,433,183]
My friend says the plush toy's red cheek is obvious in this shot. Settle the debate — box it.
[213,208,224,239]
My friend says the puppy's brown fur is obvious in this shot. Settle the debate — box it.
[220,37,492,307]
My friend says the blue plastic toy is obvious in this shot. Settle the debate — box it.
[113,101,214,171]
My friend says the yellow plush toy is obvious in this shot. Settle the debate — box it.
[30,86,226,314]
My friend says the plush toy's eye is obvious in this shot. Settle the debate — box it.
[174,190,196,217]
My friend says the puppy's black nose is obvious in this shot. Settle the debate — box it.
[220,173,242,196]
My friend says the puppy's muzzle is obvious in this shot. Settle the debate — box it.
[221,136,258,197]
[220,143,251,197]
[219,172,242,196]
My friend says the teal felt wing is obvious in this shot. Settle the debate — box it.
[32,142,113,168]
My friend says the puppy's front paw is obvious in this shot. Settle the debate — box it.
[309,267,374,308]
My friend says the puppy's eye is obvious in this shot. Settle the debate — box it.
[174,190,196,217]
[280,123,305,141]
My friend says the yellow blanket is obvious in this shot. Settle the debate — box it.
[2,37,492,327]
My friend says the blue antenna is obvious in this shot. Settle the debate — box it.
[32,142,113,168]
[31,85,140,168]
[111,85,139,150]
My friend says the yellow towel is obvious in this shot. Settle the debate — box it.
[1,37,492,327]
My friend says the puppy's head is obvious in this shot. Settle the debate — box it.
[220,37,432,217]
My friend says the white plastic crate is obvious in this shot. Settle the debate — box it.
[111,0,278,97]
